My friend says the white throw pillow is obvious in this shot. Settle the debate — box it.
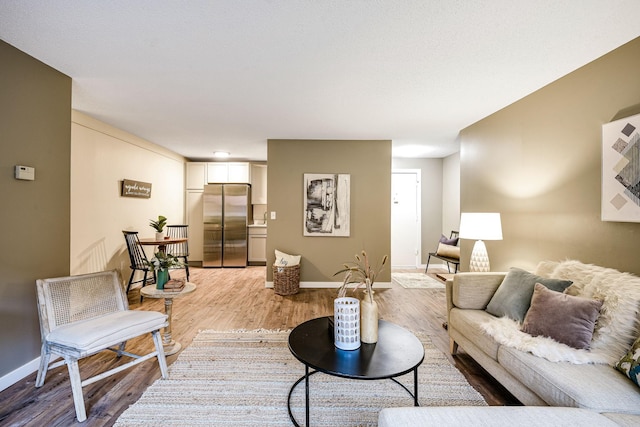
[274,249,301,266]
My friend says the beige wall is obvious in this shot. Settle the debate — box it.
[460,37,640,274]
[0,41,71,378]
[267,140,391,285]
[71,112,186,277]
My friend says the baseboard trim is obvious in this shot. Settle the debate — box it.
[265,281,392,289]
[0,357,39,393]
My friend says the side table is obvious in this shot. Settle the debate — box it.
[140,282,196,355]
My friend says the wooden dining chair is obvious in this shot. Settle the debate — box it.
[122,230,156,294]
[35,270,169,422]
[165,225,190,281]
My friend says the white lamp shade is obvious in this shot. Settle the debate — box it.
[459,213,503,241]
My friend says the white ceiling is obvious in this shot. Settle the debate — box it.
[2,1,640,161]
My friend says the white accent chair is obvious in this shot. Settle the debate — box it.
[35,270,169,422]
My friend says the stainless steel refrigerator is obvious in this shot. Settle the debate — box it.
[202,184,250,267]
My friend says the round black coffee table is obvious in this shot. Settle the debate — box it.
[287,317,424,427]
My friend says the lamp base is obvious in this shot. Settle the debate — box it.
[470,240,490,272]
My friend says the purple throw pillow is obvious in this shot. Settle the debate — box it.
[439,234,459,246]
[522,283,603,350]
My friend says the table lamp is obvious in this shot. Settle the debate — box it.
[459,212,503,272]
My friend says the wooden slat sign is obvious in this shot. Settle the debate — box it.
[121,179,152,198]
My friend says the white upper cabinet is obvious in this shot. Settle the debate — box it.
[206,162,250,183]
[251,164,267,204]
[227,163,250,183]
[186,162,207,190]
[207,163,229,183]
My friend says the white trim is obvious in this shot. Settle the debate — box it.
[265,281,392,289]
[0,357,40,392]
[392,264,419,269]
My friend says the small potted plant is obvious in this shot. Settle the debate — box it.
[145,251,184,289]
[149,215,167,240]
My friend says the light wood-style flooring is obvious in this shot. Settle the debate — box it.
[0,266,519,426]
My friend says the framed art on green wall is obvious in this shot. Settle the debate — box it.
[303,173,350,236]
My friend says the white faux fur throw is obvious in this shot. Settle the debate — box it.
[481,260,640,366]
[481,317,611,364]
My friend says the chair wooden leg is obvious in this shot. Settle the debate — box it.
[425,255,432,274]
[450,338,459,355]
[152,330,169,379]
[126,270,136,294]
[66,358,87,422]
[184,259,190,282]
[140,271,149,303]
[116,342,126,357]
[35,344,50,387]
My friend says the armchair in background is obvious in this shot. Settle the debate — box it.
[425,231,460,274]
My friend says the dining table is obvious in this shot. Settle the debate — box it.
[138,236,187,254]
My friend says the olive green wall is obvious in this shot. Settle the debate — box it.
[460,37,640,274]
[0,41,71,378]
[266,140,391,284]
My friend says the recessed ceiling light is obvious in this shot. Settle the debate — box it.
[213,151,230,158]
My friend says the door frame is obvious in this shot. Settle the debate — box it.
[391,169,422,269]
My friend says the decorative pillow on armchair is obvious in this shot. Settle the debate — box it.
[522,283,603,350]
[439,234,459,246]
[435,243,460,260]
[485,267,573,322]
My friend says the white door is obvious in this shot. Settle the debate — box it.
[391,171,421,268]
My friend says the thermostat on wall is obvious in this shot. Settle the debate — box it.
[15,165,35,181]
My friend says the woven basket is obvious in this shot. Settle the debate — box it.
[273,264,300,295]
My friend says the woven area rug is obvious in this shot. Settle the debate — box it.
[115,329,485,426]
[392,272,445,289]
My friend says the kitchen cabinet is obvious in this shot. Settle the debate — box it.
[207,162,250,183]
[228,163,250,183]
[185,190,204,261]
[185,162,253,262]
[251,164,267,204]
[248,226,267,265]
[186,162,207,190]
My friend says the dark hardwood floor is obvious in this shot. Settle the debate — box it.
[0,266,519,426]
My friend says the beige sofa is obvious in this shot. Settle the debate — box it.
[446,260,640,413]
[378,260,640,426]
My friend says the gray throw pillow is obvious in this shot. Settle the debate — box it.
[485,267,573,322]
[522,283,603,349]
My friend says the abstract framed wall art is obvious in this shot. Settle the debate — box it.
[303,173,350,236]
[602,113,640,222]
